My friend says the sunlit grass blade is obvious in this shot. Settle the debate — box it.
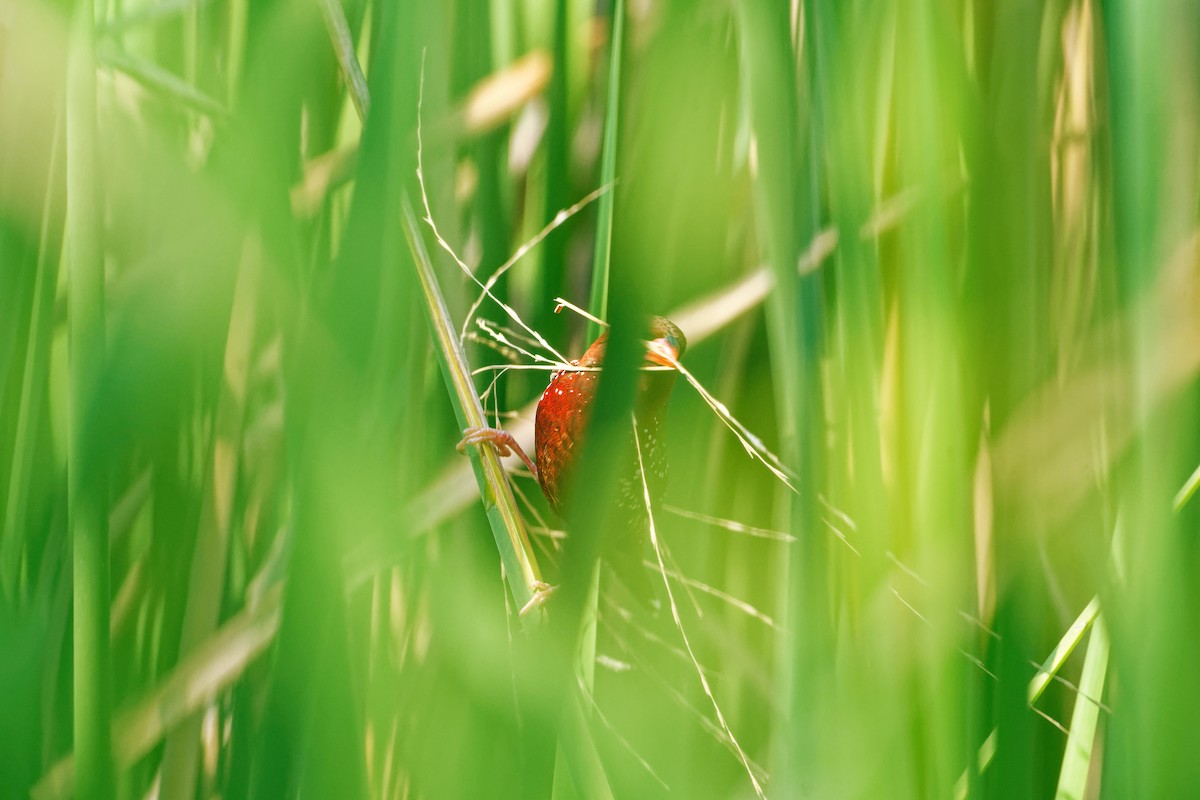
[1054,613,1109,800]
[1172,461,1200,511]
[1029,597,1100,704]
[64,0,115,796]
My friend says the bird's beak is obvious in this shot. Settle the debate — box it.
[645,337,680,368]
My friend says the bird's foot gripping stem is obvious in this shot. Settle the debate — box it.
[519,581,558,616]
[457,426,539,478]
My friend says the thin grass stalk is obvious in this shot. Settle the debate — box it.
[459,0,511,364]
[65,0,114,795]
[635,423,766,799]
[488,0,515,67]
[402,197,543,610]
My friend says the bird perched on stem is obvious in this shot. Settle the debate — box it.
[458,316,687,604]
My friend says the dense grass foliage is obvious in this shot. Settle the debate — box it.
[2,0,1199,798]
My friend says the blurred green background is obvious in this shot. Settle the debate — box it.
[3,0,1200,797]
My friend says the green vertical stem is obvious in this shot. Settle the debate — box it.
[964,5,1057,797]
[737,0,828,792]
[238,2,369,796]
[586,0,624,341]
[65,0,114,796]
[893,1,973,792]
[539,0,571,346]
[158,248,258,800]
[568,0,626,719]
[1101,2,1200,796]
[551,5,627,794]
[805,6,895,790]
[489,0,515,68]
[1,118,63,602]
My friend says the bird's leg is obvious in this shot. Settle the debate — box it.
[457,426,539,479]
[519,580,558,616]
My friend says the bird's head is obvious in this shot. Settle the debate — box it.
[644,316,687,368]
[575,316,687,370]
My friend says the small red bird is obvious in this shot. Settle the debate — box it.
[459,316,687,602]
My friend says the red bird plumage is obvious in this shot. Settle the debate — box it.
[459,316,687,602]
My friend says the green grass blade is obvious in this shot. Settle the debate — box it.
[736,1,827,792]
[536,0,573,347]
[402,197,544,611]
[157,253,258,800]
[574,0,626,703]
[318,0,370,120]
[1029,597,1100,705]
[64,0,114,796]
[1054,613,1109,800]
[32,588,284,800]
[1172,461,1200,512]
[1,121,63,602]
[585,0,623,340]
[96,45,227,117]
